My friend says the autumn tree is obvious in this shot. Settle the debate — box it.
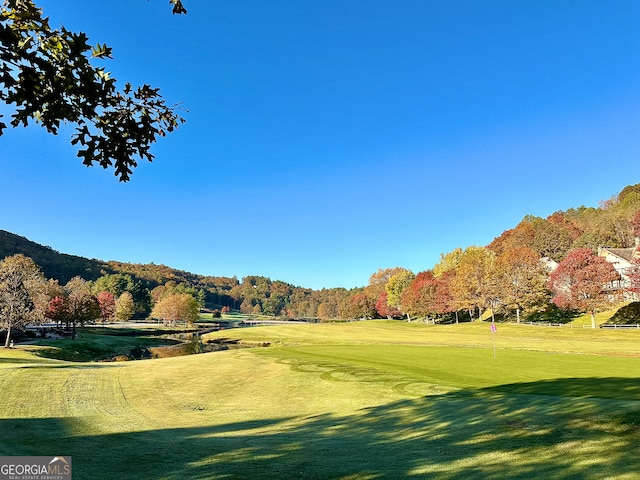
[315,288,347,320]
[115,291,135,323]
[385,270,415,320]
[402,270,456,324]
[0,254,47,346]
[433,249,464,278]
[338,291,376,320]
[287,288,315,318]
[570,189,640,249]
[65,276,99,337]
[233,276,272,315]
[548,248,620,328]
[547,212,583,240]
[489,215,578,261]
[96,291,116,323]
[0,275,32,346]
[0,0,186,180]
[606,189,640,247]
[151,293,200,326]
[375,291,402,319]
[92,273,151,317]
[45,295,68,328]
[488,222,536,257]
[432,253,463,322]
[316,302,333,320]
[571,231,613,252]
[492,246,550,323]
[433,271,456,322]
[226,276,303,317]
[450,246,495,321]
[366,267,405,295]
[151,281,205,309]
[531,217,575,262]
[268,280,292,315]
[624,255,640,301]
[401,271,439,323]
[630,209,640,239]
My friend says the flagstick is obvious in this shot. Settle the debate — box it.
[491,321,496,359]
[492,329,496,358]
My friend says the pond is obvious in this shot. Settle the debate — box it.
[118,332,258,361]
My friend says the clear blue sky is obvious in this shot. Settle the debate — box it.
[2,0,639,289]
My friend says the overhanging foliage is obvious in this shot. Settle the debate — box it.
[0,0,185,180]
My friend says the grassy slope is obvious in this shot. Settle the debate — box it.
[1,322,639,479]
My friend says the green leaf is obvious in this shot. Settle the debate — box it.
[91,43,112,59]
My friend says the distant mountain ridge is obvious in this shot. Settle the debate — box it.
[0,230,110,284]
[0,230,232,290]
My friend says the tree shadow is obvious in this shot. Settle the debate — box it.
[490,376,640,400]
[606,302,640,325]
[2,377,639,479]
[524,306,581,324]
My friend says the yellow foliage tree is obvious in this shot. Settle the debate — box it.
[151,293,199,326]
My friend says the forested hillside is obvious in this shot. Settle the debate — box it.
[489,184,640,260]
[0,230,239,313]
[0,230,110,284]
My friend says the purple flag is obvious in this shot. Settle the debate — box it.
[490,322,497,332]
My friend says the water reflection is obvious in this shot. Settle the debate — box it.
[125,333,241,361]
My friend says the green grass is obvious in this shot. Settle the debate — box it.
[1,321,639,479]
[204,319,640,355]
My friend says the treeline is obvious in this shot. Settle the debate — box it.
[221,184,640,321]
[224,184,640,323]
[2,183,640,324]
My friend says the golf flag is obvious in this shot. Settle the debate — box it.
[490,321,497,358]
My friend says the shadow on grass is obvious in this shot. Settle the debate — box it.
[14,363,116,369]
[491,376,640,400]
[2,377,640,479]
[606,302,640,325]
[524,305,582,324]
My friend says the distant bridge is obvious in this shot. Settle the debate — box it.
[237,320,310,326]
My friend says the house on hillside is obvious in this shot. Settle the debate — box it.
[541,257,558,272]
[598,238,640,299]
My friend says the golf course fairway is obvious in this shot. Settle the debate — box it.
[1,321,639,479]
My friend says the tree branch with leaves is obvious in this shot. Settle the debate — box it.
[0,0,186,181]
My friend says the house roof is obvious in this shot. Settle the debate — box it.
[603,247,636,262]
